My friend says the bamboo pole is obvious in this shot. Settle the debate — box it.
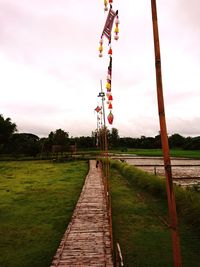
[151,1,182,266]
[100,79,114,256]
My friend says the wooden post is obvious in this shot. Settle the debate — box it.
[151,1,182,266]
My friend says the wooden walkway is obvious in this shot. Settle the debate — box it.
[51,160,113,267]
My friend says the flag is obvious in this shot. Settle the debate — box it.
[102,8,118,42]
[95,106,101,113]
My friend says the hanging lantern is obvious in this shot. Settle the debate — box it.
[107,111,114,124]
[104,0,108,11]
[114,25,119,34]
[106,92,111,98]
[114,15,119,40]
[106,82,111,90]
[99,46,103,52]
[115,16,120,25]
[98,38,103,57]
[114,33,119,40]
[108,102,113,109]
[108,47,112,55]
[99,38,103,45]
[108,94,113,101]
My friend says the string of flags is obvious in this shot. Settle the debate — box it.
[98,1,119,125]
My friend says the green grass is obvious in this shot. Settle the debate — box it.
[110,162,200,267]
[110,160,200,231]
[0,160,88,267]
[110,168,172,266]
[116,148,200,158]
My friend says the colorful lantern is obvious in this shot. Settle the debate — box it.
[99,46,103,52]
[108,47,112,55]
[104,0,108,11]
[106,82,111,90]
[114,15,119,40]
[99,38,103,57]
[107,111,114,124]
[108,102,113,109]
[108,94,113,101]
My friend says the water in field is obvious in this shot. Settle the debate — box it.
[121,157,200,187]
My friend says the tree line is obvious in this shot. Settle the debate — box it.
[0,114,200,156]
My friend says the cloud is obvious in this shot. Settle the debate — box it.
[0,0,199,138]
[168,117,200,137]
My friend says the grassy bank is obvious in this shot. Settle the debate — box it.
[110,162,200,266]
[0,160,88,267]
[111,160,200,231]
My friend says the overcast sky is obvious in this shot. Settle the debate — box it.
[0,0,200,137]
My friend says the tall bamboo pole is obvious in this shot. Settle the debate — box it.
[100,80,106,128]
[100,80,109,194]
[99,80,108,194]
[100,79,113,255]
[151,1,182,266]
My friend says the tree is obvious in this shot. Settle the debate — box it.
[0,114,17,151]
[109,128,119,148]
[154,134,162,148]
[47,129,69,152]
[7,133,40,156]
[169,134,185,148]
[183,136,200,150]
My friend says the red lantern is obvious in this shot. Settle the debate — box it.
[108,94,113,101]
[107,111,114,124]
[108,102,113,109]
[108,47,112,55]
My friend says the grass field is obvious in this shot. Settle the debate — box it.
[110,164,200,267]
[0,160,88,267]
[1,159,199,267]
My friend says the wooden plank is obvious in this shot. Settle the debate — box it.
[51,160,113,267]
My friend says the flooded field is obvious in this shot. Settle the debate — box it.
[120,157,200,187]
